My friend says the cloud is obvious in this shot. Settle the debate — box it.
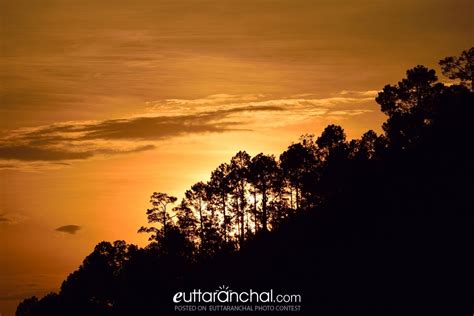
[0,145,94,161]
[0,102,282,164]
[328,109,373,116]
[148,94,265,109]
[0,212,28,225]
[0,92,376,169]
[55,225,81,235]
[339,90,379,97]
[147,93,375,115]
[2,0,471,134]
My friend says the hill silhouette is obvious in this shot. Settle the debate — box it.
[16,48,474,316]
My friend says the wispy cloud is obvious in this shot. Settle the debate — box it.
[0,212,28,225]
[146,92,376,115]
[338,90,379,97]
[0,92,376,170]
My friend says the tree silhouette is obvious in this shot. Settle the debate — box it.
[316,124,347,157]
[138,192,177,241]
[248,153,278,232]
[16,296,39,316]
[439,47,474,91]
[207,163,232,243]
[174,199,198,246]
[280,140,317,210]
[55,241,138,315]
[229,151,251,245]
[375,66,445,151]
[348,130,380,161]
[183,182,206,244]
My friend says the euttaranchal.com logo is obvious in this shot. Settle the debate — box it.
[173,285,302,312]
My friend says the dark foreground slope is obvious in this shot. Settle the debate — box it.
[203,155,474,315]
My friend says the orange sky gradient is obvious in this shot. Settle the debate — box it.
[1,0,473,315]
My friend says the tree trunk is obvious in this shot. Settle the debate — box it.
[262,184,268,232]
[290,187,293,209]
[198,199,204,244]
[222,193,227,243]
[240,198,245,246]
[253,190,258,232]
[162,210,167,236]
[296,186,300,210]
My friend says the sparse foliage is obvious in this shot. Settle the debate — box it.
[439,47,474,91]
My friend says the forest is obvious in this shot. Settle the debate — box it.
[16,48,474,315]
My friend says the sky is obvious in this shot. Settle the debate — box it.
[0,0,473,314]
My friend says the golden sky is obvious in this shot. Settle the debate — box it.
[0,0,473,314]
